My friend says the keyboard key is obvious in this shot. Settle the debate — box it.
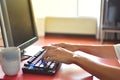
[29,64,34,69]
[35,60,42,67]
[46,61,52,68]
[27,56,36,64]
[32,56,41,65]
[34,49,45,57]
[49,63,55,69]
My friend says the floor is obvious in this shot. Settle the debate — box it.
[35,34,116,46]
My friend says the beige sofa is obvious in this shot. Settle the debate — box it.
[45,17,97,36]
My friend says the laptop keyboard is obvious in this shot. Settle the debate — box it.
[22,49,61,75]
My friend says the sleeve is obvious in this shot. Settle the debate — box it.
[114,44,120,63]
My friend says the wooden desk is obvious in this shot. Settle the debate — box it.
[0,46,120,80]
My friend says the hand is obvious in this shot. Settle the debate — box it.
[51,43,77,51]
[42,46,74,64]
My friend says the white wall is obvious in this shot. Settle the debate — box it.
[31,0,45,37]
[34,18,45,37]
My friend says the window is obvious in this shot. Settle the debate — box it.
[32,0,101,18]
[78,0,101,26]
[32,0,77,17]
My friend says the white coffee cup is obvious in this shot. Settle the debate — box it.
[0,47,21,76]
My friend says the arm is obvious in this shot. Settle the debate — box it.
[73,53,120,80]
[75,44,117,59]
[42,46,120,80]
[52,43,117,59]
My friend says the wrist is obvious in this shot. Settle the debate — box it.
[72,51,81,64]
[72,51,86,65]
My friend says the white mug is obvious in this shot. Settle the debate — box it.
[0,47,21,76]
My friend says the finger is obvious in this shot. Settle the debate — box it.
[52,43,66,48]
[42,46,50,49]
[42,52,50,60]
[42,46,57,50]
[42,49,55,59]
[43,56,55,62]
[51,43,62,46]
